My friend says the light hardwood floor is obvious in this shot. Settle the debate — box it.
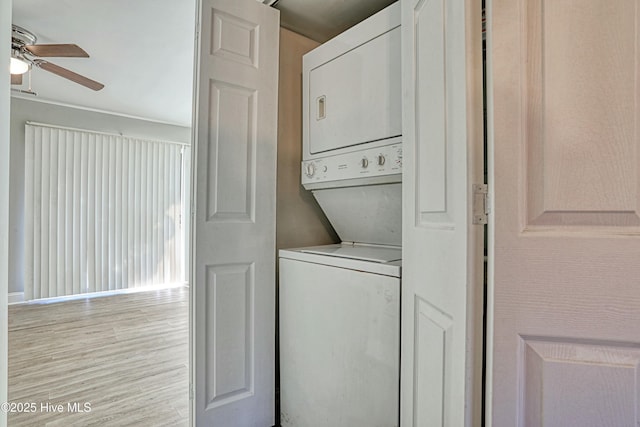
[8,287,189,426]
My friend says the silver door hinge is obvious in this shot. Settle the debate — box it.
[472,184,489,225]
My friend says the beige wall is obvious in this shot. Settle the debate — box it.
[276,28,338,250]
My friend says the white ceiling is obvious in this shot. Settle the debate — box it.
[11,0,395,127]
[12,0,197,126]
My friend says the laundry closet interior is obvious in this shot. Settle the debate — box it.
[2,0,485,425]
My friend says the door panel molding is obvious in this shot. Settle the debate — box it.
[414,297,453,426]
[521,0,640,231]
[206,80,257,223]
[211,9,259,68]
[414,0,449,224]
[205,263,255,408]
[519,336,640,426]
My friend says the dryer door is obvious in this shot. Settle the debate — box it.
[307,26,402,155]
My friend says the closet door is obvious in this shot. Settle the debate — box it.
[400,0,484,425]
[490,0,640,425]
[191,0,279,425]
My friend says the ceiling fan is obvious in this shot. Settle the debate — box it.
[11,25,104,91]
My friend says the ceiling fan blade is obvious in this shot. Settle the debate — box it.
[25,44,89,58]
[36,60,104,91]
[11,73,23,85]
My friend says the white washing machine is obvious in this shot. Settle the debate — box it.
[279,243,401,427]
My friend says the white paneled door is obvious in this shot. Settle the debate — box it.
[191,0,279,425]
[490,0,640,425]
[400,0,484,425]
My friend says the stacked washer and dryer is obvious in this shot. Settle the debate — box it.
[279,3,402,426]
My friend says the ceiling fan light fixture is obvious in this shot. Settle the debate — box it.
[10,57,29,75]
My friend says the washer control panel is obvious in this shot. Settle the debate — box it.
[302,143,402,185]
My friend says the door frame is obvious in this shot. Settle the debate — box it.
[483,0,495,427]
[189,1,201,425]
[485,0,495,425]
[1,0,12,424]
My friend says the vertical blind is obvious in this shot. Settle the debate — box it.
[24,123,188,300]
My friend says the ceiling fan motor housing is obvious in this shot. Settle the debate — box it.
[12,25,37,50]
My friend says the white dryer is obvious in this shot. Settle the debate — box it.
[279,244,401,427]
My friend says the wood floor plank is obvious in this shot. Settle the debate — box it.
[7,287,189,426]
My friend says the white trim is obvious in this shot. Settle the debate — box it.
[11,283,188,306]
[7,292,24,305]
[1,0,10,421]
[485,0,495,425]
[11,93,192,128]
[26,121,190,147]
[190,0,202,425]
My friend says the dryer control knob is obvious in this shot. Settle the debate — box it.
[361,158,369,168]
[305,163,316,177]
[377,154,386,166]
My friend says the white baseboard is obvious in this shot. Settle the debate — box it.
[8,282,188,305]
[8,292,24,304]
